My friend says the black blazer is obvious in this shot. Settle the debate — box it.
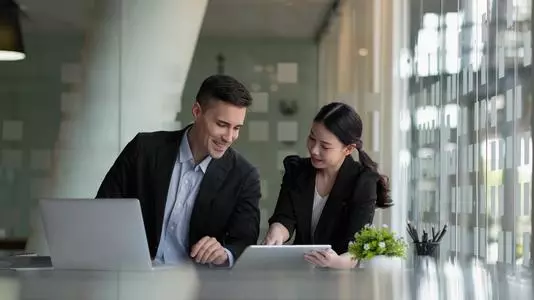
[268,155,379,254]
[96,126,261,260]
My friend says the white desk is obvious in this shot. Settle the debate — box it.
[0,266,198,300]
[0,260,532,300]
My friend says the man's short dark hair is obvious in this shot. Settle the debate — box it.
[195,75,253,108]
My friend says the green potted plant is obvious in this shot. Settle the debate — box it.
[348,224,407,270]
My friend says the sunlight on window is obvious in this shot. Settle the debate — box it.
[415,21,439,76]
[479,138,503,164]
[444,104,459,128]
[400,150,411,167]
[415,105,439,129]
[399,48,413,78]
[445,13,462,74]
[413,12,465,76]
[399,109,411,132]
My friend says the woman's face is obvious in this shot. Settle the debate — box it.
[306,122,354,170]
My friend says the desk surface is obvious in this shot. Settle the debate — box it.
[0,258,532,300]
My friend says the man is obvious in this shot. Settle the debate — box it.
[96,75,261,267]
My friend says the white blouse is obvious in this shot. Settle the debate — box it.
[311,186,329,235]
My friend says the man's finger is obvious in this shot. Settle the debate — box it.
[190,237,207,257]
[206,248,226,264]
[198,241,220,263]
[195,237,218,260]
[190,236,212,257]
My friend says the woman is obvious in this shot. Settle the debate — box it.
[263,102,392,269]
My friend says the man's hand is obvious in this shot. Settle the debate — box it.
[190,236,228,265]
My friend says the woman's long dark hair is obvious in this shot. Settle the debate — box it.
[313,102,393,208]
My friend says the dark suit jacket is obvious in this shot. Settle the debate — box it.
[268,155,379,254]
[96,126,261,260]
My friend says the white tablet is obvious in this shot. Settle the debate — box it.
[232,245,331,271]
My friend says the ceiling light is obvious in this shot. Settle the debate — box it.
[0,0,25,61]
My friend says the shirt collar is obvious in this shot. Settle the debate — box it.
[179,128,212,173]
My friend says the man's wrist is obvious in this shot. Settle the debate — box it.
[209,248,234,268]
[223,247,234,267]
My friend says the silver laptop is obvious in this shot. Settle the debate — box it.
[38,198,174,271]
[233,245,332,270]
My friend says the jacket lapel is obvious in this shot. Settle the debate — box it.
[153,128,187,241]
[189,149,234,238]
[313,156,360,244]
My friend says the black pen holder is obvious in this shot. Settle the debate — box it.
[413,242,440,269]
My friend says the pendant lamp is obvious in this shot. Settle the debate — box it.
[0,0,25,61]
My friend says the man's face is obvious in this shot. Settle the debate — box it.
[192,99,246,159]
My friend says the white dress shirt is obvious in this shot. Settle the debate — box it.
[154,129,234,266]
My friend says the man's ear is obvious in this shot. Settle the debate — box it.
[192,101,202,119]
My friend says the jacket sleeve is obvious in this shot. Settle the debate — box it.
[267,155,300,240]
[96,134,140,198]
[223,167,261,259]
[343,171,379,248]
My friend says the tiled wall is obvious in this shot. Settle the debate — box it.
[0,34,85,237]
[0,34,318,239]
[179,37,318,237]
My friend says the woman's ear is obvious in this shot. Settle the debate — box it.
[344,144,356,156]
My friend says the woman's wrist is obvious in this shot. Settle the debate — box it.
[270,222,290,241]
[334,253,357,269]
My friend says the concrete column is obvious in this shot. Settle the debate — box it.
[26,0,207,255]
[50,0,208,198]
[531,0,534,266]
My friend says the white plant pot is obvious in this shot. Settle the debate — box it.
[365,255,403,272]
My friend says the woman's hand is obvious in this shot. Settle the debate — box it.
[262,222,290,245]
[304,249,357,269]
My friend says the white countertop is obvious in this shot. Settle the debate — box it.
[0,258,532,300]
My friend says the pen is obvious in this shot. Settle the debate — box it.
[436,224,448,242]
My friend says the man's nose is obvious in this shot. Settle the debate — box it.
[222,129,232,143]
